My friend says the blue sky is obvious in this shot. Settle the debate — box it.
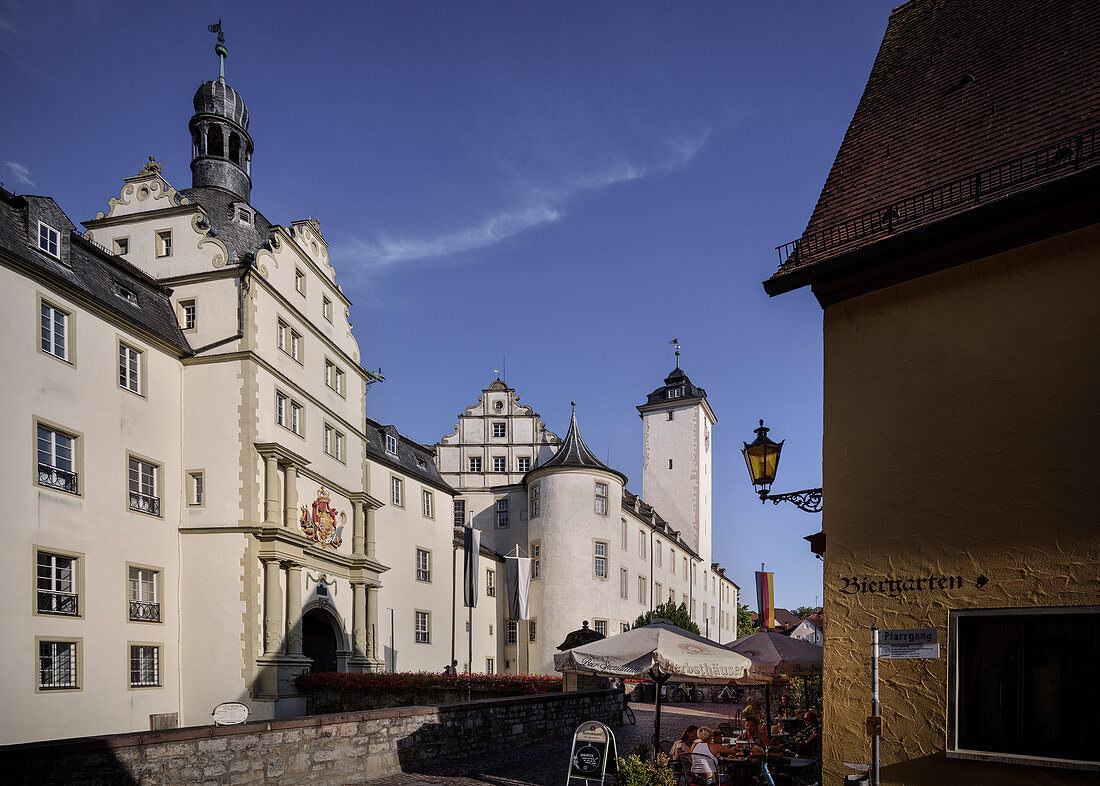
[1,1,898,614]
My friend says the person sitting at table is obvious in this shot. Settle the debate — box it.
[793,710,821,755]
[741,716,770,749]
[688,727,737,784]
[669,725,698,771]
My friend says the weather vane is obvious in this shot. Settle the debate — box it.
[668,337,681,368]
[208,20,228,81]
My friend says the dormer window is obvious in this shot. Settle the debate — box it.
[385,435,398,455]
[667,387,684,400]
[236,207,252,225]
[115,284,138,306]
[37,222,60,259]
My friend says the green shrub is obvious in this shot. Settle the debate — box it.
[614,753,676,786]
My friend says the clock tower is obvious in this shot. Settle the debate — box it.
[637,361,717,567]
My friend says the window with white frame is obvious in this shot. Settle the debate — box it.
[529,618,537,642]
[277,319,288,352]
[492,422,506,438]
[322,296,332,322]
[40,301,69,360]
[670,547,675,568]
[324,424,345,460]
[594,541,608,578]
[593,619,607,637]
[39,640,77,689]
[655,540,663,566]
[37,424,77,494]
[496,498,509,528]
[415,611,430,643]
[621,622,630,634]
[950,607,1099,765]
[156,230,172,257]
[128,457,160,516]
[506,620,518,645]
[530,542,540,579]
[415,548,431,582]
[391,477,403,507]
[188,471,204,506]
[469,456,482,473]
[385,434,398,454]
[486,569,495,597]
[667,386,683,399]
[669,587,675,604]
[38,221,60,258]
[37,551,78,616]
[119,342,142,394]
[529,484,539,517]
[454,499,466,527]
[517,456,531,472]
[128,567,160,622]
[180,300,196,330]
[290,329,301,361]
[691,599,696,617]
[486,657,495,674]
[595,482,608,515]
[667,410,674,420]
[422,489,433,518]
[620,568,628,599]
[276,391,287,427]
[638,575,646,604]
[683,557,688,580]
[655,582,662,603]
[493,456,506,473]
[294,268,305,295]
[638,530,646,559]
[325,360,345,395]
[113,237,129,255]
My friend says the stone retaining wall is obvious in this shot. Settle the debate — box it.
[0,688,622,785]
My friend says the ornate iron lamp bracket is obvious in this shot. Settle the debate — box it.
[760,488,823,513]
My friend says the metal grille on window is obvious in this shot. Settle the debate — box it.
[37,553,77,615]
[506,621,518,645]
[529,618,537,642]
[453,499,466,527]
[415,611,430,643]
[39,641,77,688]
[37,425,77,493]
[486,569,495,597]
[593,620,607,637]
[416,549,431,582]
[130,645,159,687]
[129,567,160,622]
[531,543,540,578]
[128,458,160,515]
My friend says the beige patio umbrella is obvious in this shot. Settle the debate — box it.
[555,620,752,755]
[724,631,823,729]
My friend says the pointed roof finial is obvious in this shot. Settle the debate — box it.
[208,19,228,81]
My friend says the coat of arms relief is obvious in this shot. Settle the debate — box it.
[299,487,343,549]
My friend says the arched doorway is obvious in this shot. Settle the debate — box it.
[302,608,339,673]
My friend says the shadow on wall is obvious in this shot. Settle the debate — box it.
[4,742,139,785]
[879,753,1100,786]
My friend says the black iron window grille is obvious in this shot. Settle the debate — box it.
[129,491,161,516]
[38,463,77,494]
[39,641,77,689]
[130,645,160,687]
[777,128,1099,267]
[129,600,161,623]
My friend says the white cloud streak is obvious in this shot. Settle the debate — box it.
[3,160,34,187]
[337,129,711,273]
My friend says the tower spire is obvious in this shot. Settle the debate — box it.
[669,337,681,368]
[208,20,228,81]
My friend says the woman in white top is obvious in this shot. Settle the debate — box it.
[688,726,736,784]
[669,725,698,771]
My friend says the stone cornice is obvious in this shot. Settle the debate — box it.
[255,441,311,467]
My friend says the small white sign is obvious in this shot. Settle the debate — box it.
[878,628,940,659]
[211,701,251,726]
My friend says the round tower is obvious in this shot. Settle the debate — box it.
[524,405,627,674]
[189,75,253,202]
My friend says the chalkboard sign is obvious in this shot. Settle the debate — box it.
[567,720,617,785]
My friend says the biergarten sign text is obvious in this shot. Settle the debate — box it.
[840,574,988,597]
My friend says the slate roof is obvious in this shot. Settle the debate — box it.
[620,488,700,560]
[533,407,628,486]
[180,186,275,267]
[639,365,708,409]
[364,417,453,494]
[0,189,191,355]
[768,0,1100,290]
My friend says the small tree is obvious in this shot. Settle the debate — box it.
[633,601,699,635]
[736,603,755,638]
[791,605,816,619]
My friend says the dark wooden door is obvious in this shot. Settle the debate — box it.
[303,610,338,673]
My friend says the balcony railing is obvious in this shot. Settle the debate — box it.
[129,491,161,516]
[416,569,431,582]
[129,600,161,623]
[38,463,78,494]
[37,590,78,616]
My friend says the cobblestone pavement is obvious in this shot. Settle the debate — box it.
[366,700,744,786]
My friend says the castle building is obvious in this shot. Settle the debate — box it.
[436,370,739,677]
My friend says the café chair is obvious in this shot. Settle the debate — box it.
[679,753,730,786]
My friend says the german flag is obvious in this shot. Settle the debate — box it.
[755,571,775,630]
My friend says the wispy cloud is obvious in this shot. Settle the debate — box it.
[3,160,34,187]
[336,129,711,273]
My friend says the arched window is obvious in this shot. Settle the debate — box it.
[207,125,223,158]
[228,132,241,165]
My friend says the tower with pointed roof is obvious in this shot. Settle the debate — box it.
[637,360,717,567]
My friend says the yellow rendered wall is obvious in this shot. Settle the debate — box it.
[819,224,1100,785]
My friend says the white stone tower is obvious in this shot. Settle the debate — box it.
[637,359,717,567]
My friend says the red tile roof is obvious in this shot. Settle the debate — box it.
[768,0,1100,292]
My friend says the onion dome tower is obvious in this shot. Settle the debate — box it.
[189,23,254,203]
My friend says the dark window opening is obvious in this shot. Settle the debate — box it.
[228,133,241,165]
[207,125,223,158]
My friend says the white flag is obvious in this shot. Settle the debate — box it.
[463,526,480,608]
[507,557,532,620]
